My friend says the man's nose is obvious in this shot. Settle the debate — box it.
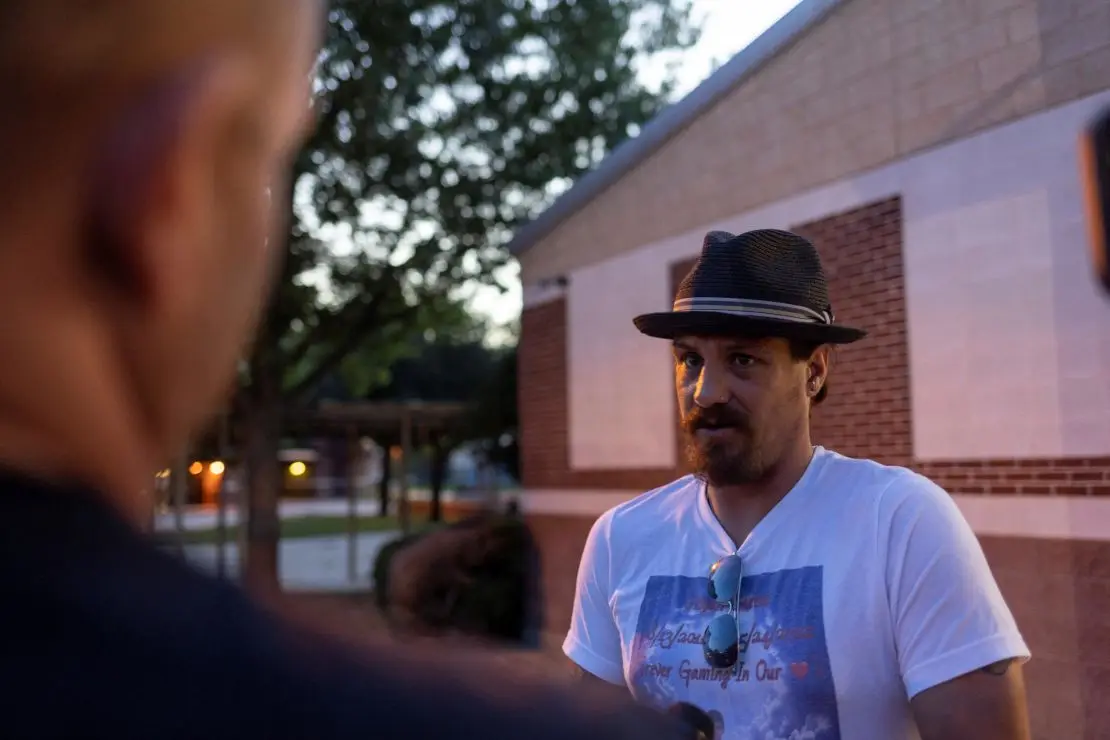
[693,364,728,408]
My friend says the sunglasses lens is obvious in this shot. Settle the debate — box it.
[702,612,739,669]
[707,554,743,603]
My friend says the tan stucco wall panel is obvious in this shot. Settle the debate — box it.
[519,0,1110,284]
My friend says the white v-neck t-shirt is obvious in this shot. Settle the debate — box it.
[563,447,1029,740]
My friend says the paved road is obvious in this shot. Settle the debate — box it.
[179,531,399,592]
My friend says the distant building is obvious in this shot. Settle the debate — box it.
[512,0,1110,734]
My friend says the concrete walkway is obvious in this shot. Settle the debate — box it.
[154,499,388,532]
[179,531,399,592]
[152,491,484,532]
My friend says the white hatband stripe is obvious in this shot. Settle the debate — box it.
[672,297,832,324]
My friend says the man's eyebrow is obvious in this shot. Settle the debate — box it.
[721,338,769,352]
[672,340,695,353]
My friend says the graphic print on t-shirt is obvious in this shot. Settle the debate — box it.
[628,567,840,740]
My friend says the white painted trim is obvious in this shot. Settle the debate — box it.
[520,489,640,516]
[518,489,1110,542]
[522,280,567,309]
[951,495,1110,543]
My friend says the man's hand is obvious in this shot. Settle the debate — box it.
[666,702,715,740]
[567,660,631,699]
[910,659,1031,740]
[565,664,712,740]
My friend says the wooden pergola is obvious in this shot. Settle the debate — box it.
[162,400,471,587]
[283,400,471,582]
[284,400,470,519]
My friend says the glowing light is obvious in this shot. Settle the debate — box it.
[288,461,307,477]
[209,460,225,475]
[188,462,203,476]
[156,469,170,478]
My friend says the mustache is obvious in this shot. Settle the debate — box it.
[682,404,749,434]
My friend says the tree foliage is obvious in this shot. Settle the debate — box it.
[238,0,698,586]
[254,0,697,398]
[365,334,520,478]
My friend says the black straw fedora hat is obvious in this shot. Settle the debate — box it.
[633,229,866,344]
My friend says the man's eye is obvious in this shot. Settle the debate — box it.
[730,354,757,368]
[680,353,702,369]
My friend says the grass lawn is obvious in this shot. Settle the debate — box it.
[162,515,422,546]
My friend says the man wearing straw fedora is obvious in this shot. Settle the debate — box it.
[563,230,1032,739]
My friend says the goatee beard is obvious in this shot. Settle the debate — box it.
[681,404,767,486]
[685,434,769,487]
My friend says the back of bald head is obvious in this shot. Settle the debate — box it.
[0,0,282,99]
[0,0,293,208]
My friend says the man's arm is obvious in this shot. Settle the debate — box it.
[910,659,1030,740]
[562,510,629,689]
[882,474,1031,739]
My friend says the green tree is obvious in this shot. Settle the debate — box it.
[467,342,519,482]
[364,331,519,521]
[238,0,699,589]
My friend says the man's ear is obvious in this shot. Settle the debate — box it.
[85,54,251,311]
[807,345,831,394]
[812,346,830,381]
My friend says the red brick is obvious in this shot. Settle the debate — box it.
[518,296,675,490]
[793,198,913,467]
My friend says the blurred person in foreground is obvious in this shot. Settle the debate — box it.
[0,1,695,738]
[563,230,1032,739]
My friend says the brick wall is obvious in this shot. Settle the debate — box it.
[792,197,914,465]
[519,195,1110,738]
[981,536,1110,738]
[518,298,570,490]
[518,295,677,492]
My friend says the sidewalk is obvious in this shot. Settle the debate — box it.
[178,530,399,592]
[152,490,484,532]
[154,499,387,532]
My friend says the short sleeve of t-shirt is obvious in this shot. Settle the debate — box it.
[563,510,626,685]
[880,473,1030,699]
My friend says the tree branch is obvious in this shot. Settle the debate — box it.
[285,296,416,401]
[281,254,399,355]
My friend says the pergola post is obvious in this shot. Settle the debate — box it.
[281,400,469,544]
[171,452,188,558]
[215,413,231,579]
[399,405,413,535]
[345,423,359,584]
[417,423,434,521]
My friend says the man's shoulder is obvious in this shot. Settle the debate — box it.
[820,448,960,532]
[589,475,700,545]
[5,551,679,739]
[603,475,700,522]
[0,477,687,739]
[0,537,375,736]
[820,448,943,498]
